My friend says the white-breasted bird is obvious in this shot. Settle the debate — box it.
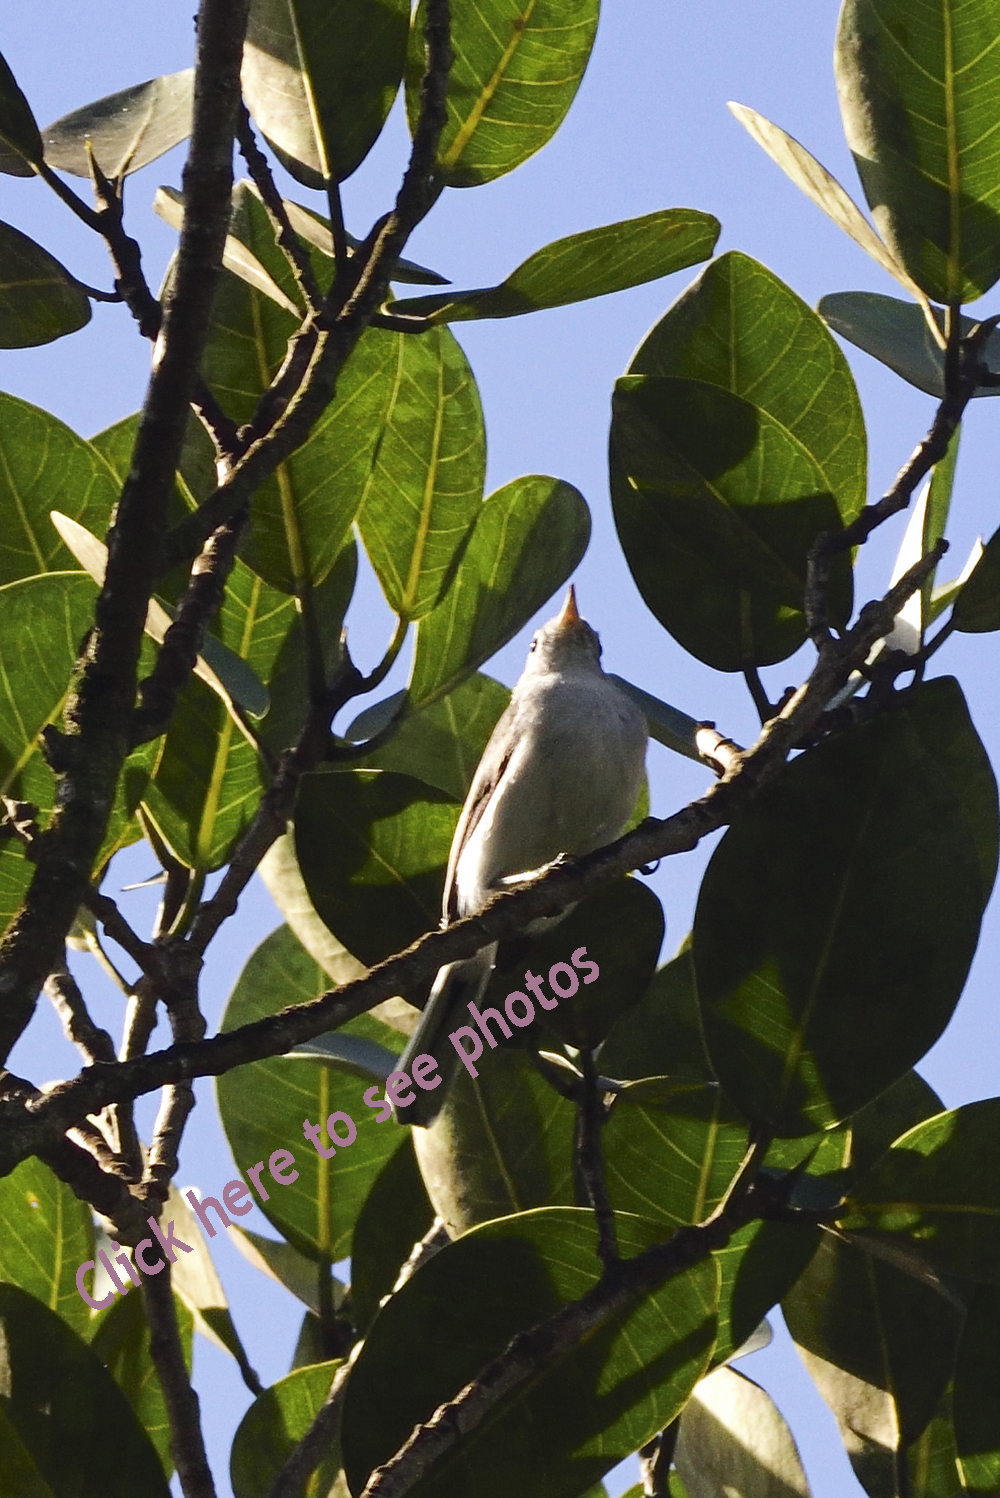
[398,585,648,1126]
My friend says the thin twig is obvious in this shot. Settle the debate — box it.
[0,0,251,1066]
[804,320,998,650]
[743,665,773,724]
[639,1421,679,1497]
[131,508,249,746]
[576,1049,618,1267]
[236,104,322,312]
[44,962,117,1067]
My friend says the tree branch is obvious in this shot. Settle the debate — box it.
[576,1050,617,1268]
[0,0,250,1065]
[357,1154,785,1498]
[805,319,997,649]
[267,1350,358,1498]
[0,541,942,1178]
[143,1268,217,1498]
[159,0,453,574]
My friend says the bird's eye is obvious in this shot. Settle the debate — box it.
[529,636,538,652]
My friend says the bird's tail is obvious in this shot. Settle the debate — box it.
[395,947,495,1127]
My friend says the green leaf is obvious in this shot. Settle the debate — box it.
[356,325,487,620]
[154,185,301,317]
[51,510,272,719]
[783,1233,963,1496]
[90,1291,194,1479]
[820,292,1000,399]
[407,0,600,188]
[200,182,398,592]
[412,1048,577,1237]
[0,1158,93,1338]
[0,1282,170,1496]
[242,0,409,184]
[0,573,98,935]
[727,103,926,300]
[229,1225,345,1317]
[611,375,852,671]
[156,1188,260,1389]
[217,924,407,1261]
[341,1208,718,1498]
[606,677,704,763]
[141,677,265,872]
[347,673,511,801]
[390,211,721,322]
[231,1360,344,1498]
[694,689,984,1135]
[409,475,590,706]
[674,1365,812,1498]
[41,70,193,177]
[350,1135,434,1333]
[295,769,459,967]
[0,222,91,347]
[713,1220,821,1368]
[280,194,448,284]
[0,396,117,584]
[954,522,1000,633]
[0,49,42,173]
[844,1098,1000,1283]
[954,1286,1000,1492]
[627,252,868,520]
[835,0,1000,302]
[908,1388,964,1498]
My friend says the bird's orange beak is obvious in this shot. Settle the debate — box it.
[557,584,581,627]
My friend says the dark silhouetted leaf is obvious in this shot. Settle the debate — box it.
[0,222,91,346]
[611,375,851,670]
[0,49,42,174]
[845,1098,1000,1283]
[295,769,458,966]
[954,1285,1000,1493]
[784,1234,963,1496]
[0,1283,170,1496]
[695,689,984,1134]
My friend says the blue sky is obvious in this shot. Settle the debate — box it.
[3,4,999,1494]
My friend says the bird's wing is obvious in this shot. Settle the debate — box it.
[442,699,520,924]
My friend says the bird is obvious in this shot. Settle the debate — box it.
[396,584,649,1126]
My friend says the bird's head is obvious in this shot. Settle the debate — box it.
[525,585,603,673]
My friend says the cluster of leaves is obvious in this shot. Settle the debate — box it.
[2,2,1000,1498]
